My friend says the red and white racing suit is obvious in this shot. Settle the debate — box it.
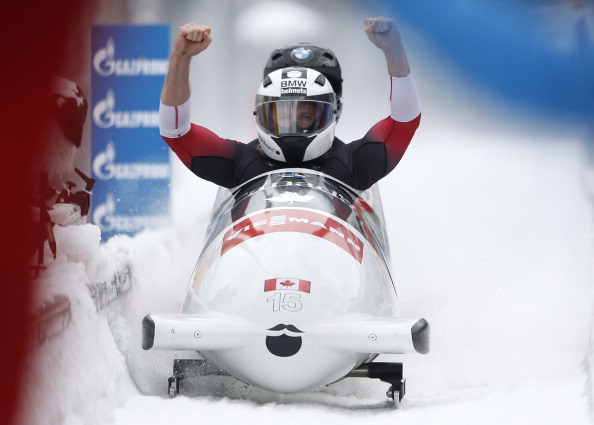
[159,74,421,191]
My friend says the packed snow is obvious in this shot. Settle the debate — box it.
[15,2,594,425]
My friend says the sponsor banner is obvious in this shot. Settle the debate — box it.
[91,25,170,240]
[221,208,364,263]
[92,28,169,77]
[264,278,311,293]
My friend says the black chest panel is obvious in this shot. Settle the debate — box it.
[191,138,388,191]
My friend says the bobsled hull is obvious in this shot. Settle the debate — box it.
[143,169,429,394]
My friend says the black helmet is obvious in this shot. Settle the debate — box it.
[263,43,343,119]
[50,76,88,148]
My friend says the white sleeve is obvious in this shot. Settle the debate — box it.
[390,74,421,123]
[159,99,191,138]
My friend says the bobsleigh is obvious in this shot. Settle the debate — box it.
[142,169,429,406]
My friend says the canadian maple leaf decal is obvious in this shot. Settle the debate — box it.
[280,279,295,287]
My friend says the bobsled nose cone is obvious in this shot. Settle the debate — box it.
[266,334,303,357]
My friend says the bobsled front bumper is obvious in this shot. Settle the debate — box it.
[142,312,429,355]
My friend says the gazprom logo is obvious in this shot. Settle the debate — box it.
[93,193,169,233]
[93,89,159,129]
[93,37,168,77]
[93,141,170,180]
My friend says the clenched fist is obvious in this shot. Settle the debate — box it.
[364,16,401,51]
[174,23,212,57]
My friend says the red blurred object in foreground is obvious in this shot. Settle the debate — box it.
[0,3,94,424]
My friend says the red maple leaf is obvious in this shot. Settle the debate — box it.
[280,279,295,287]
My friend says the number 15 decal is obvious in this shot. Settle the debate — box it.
[267,292,303,312]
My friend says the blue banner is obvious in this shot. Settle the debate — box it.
[385,1,594,121]
[91,25,170,240]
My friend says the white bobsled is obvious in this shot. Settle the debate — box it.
[142,169,429,405]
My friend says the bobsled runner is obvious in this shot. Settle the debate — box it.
[142,169,429,407]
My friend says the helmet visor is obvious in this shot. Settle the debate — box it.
[256,100,334,137]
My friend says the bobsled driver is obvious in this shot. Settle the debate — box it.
[159,16,421,191]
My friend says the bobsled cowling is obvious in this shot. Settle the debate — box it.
[143,169,429,394]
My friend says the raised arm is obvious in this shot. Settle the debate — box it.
[364,16,420,124]
[161,23,212,106]
[364,16,410,78]
[343,16,420,189]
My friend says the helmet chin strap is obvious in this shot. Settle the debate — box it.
[273,135,315,163]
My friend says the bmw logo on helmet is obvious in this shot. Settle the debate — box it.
[290,47,312,62]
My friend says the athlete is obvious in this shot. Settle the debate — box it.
[159,16,421,191]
